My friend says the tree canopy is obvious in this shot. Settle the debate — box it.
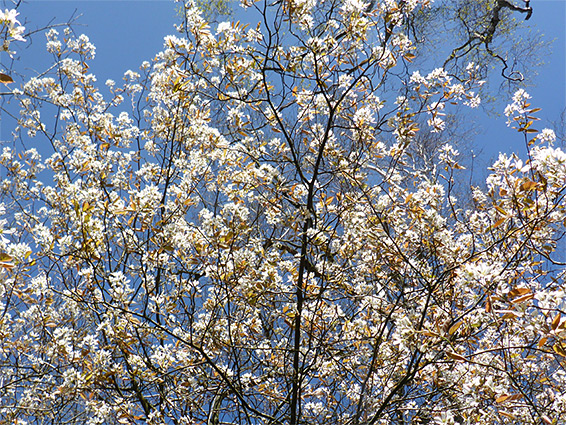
[0,1,565,424]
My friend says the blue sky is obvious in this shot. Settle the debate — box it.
[480,1,566,160]
[1,0,564,164]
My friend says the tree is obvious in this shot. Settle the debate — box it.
[0,1,565,424]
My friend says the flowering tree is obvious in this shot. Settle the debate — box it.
[1,1,565,424]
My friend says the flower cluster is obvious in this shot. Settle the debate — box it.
[0,8,25,55]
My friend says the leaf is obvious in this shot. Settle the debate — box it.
[0,252,13,262]
[507,393,523,401]
[0,73,14,84]
[552,313,561,331]
[404,53,416,62]
[501,311,519,320]
[494,204,506,214]
[448,321,463,336]
[492,217,506,229]
[541,415,553,425]
[519,180,538,192]
[113,208,133,215]
[511,293,534,304]
[499,411,516,420]
[446,352,466,362]
[552,343,566,357]
[508,287,531,299]
[496,394,511,403]
[0,252,14,269]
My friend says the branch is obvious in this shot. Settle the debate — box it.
[444,0,533,81]
[485,0,532,46]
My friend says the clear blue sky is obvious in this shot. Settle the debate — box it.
[1,0,565,164]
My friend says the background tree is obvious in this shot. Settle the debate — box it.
[0,1,565,425]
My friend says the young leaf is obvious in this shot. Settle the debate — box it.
[553,343,566,357]
[511,293,534,304]
[448,321,463,336]
[552,313,561,331]
[0,73,14,84]
[446,352,466,362]
[508,287,531,299]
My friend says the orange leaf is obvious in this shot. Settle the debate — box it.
[448,321,463,336]
[509,287,531,298]
[492,217,506,229]
[553,343,566,357]
[507,394,523,401]
[501,311,519,320]
[0,252,14,269]
[404,53,416,62]
[511,293,534,304]
[0,73,14,84]
[494,205,507,215]
[0,252,13,262]
[499,411,516,419]
[446,352,466,362]
[552,313,561,331]
[520,180,538,192]
[486,297,492,313]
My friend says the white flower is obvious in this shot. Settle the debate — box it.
[342,0,369,14]
[353,106,375,127]
[108,271,133,302]
[438,144,459,163]
[513,88,531,104]
[0,203,14,247]
[427,116,445,132]
[538,128,557,144]
[0,8,19,25]
[0,8,26,49]
[216,21,232,34]
[426,67,451,84]
[504,89,532,125]
[434,410,455,425]
[465,92,481,108]
[410,70,427,85]
[246,28,262,42]
[68,34,96,59]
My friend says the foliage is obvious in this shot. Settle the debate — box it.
[0,1,565,425]
[187,0,233,22]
